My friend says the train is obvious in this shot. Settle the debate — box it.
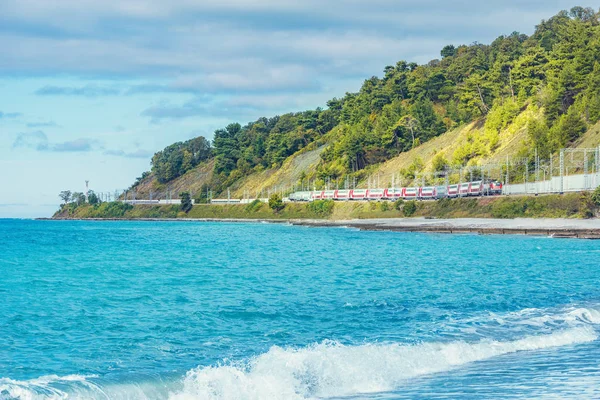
[288,180,503,202]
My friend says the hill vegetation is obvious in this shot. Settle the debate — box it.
[131,7,600,198]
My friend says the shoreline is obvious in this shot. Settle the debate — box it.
[42,217,600,239]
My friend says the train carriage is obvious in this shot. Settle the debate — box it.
[459,183,471,197]
[311,191,325,200]
[322,190,336,200]
[335,190,351,201]
[469,181,483,196]
[289,191,312,202]
[436,185,448,199]
[447,184,459,198]
[404,187,419,199]
[384,188,404,200]
[350,189,367,200]
[366,189,385,200]
[419,186,436,200]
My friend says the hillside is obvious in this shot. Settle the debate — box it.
[130,106,599,199]
[122,7,600,200]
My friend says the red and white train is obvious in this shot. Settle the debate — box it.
[289,180,503,202]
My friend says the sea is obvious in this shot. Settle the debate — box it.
[1,219,600,399]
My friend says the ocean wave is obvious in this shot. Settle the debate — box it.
[468,305,600,330]
[0,375,95,400]
[170,327,597,400]
[4,305,599,400]
[0,375,176,400]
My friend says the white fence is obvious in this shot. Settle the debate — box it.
[504,172,600,195]
[124,199,182,205]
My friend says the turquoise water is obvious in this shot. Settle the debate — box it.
[1,219,600,399]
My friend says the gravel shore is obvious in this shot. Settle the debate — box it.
[288,217,600,239]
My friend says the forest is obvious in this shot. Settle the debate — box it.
[143,7,600,194]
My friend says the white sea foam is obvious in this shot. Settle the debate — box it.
[169,327,597,400]
[0,375,94,400]
[466,305,600,329]
[0,375,175,400]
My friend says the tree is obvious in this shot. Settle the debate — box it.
[441,45,456,58]
[180,192,193,213]
[398,115,419,148]
[268,194,285,212]
[432,153,449,172]
[72,192,86,206]
[151,136,212,183]
[87,190,100,205]
[59,191,72,204]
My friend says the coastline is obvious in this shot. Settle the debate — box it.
[42,216,600,239]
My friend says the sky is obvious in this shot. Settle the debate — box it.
[0,0,586,218]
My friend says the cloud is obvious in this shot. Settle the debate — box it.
[26,121,59,128]
[34,84,121,97]
[51,138,99,152]
[12,131,100,152]
[103,148,153,158]
[0,1,579,85]
[124,84,199,95]
[0,111,22,119]
[12,130,48,150]
[140,98,211,122]
[0,203,29,207]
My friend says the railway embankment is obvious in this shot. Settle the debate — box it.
[51,192,600,238]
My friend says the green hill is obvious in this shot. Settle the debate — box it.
[128,6,600,200]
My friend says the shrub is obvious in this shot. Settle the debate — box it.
[307,200,335,217]
[403,200,417,217]
[592,186,600,207]
[245,199,264,213]
[393,199,404,210]
[580,192,595,219]
[379,201,390,212]
[491,199,527,218]
[268,194,285,212]
[180,192,193,213]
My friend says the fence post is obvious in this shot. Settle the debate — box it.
[525,161,529,194]
[596,146,600,188]
[550,155,553,193]
[560,149,565,194]
[584,149,588,190]
[505,156,509,195]
[535,148,539,195]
